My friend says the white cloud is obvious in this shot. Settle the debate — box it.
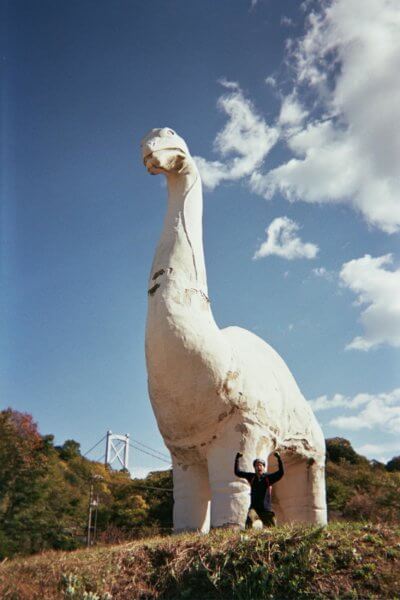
[281,16,295,27]
[309,393,348,411]
[253,216,319,260]
[331,393,400,433]
[131,466,170,479]
[312,266,335,281]
[260,0,400,233]
[265,76,277,88]
[194,85,278,190]
[217,77,240,91]
[309,390,396,412]
[131,466,152,479]
[193,157,229,190]
[356,441,399,458]
[198,0,400,234]
[278,92,308,127]
[356,440,400,463]
[339,254,400,350]
[310,388,400,434]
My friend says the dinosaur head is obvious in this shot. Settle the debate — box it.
[141,128,191,175]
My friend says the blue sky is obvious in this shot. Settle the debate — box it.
[2,0,399,475]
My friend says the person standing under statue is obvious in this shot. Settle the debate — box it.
[234,451,284,528]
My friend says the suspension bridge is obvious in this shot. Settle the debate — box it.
[82,430,172,472]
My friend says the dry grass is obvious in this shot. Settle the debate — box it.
[0,522,399,599]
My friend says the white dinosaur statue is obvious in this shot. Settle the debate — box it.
[141,127,327,532]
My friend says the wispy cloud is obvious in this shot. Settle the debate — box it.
[309,388,400,434]
[356,441,399,457]
[265,76,277,88]
[281,15,295,27]
[339,254,400,350]
[355,440,400,463]
[309,393,350,412]
[309,391,380,412]
[194,84,278,190]
[331,392,400,433]
[131,466,170,479]
[253,216,319,260]
[312,266,335,281]
[278,92,308,128]
[217,77,240,91]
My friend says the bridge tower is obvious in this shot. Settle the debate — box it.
[105,430,130,470]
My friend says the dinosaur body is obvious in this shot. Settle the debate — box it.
[141,128,327,531]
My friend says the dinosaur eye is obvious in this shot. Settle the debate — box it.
[168,130,175,135]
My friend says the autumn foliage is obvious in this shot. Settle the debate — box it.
[0,408,172,559]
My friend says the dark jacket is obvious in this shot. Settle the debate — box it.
[234,454,284,511]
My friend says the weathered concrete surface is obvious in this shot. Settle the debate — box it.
[141,127,327,532]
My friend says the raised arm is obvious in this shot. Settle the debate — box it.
[234,452,254,482]
[268,452,284,485]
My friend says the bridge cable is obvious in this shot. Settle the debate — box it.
[130,438,170,459]
[129,443,172,465]
[82,434,107,457]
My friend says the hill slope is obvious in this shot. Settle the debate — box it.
[1,522,399,599]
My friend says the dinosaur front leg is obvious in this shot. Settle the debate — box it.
[172,458,211,533]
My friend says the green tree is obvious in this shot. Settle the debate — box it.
[56,439,81,461]
[326,437,362,465]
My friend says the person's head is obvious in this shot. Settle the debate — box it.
[253,458,265,475]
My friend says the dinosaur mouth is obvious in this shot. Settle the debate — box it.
[143,147,187,173]
[143,151,155,165]
[143,152,166,174]
[143,146,186,162]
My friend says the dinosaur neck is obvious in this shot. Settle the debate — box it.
[151,163,208,293]
[146,161,235,441]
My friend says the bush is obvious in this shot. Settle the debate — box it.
[342,493,375,521]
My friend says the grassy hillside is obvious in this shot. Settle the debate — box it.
[1,522,399,599]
